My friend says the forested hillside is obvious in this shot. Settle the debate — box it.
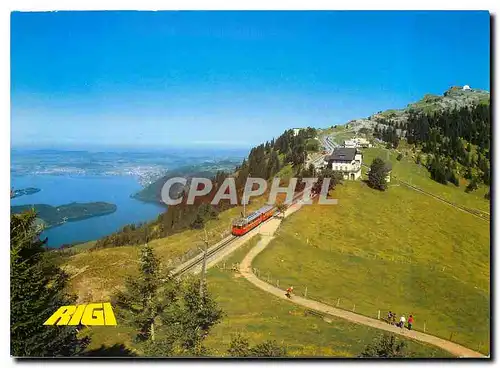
[94,127,319,249]
[372,87,490,192]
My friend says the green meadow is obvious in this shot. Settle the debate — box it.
[78,235,451,357]
[63,197,268,302]
[362,147,490,213]
[204,237,451,357]
[252,181,490,355]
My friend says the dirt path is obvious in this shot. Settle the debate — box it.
[238,201,486,358]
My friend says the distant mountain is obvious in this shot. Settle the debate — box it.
[132,160,241,204]
[345,86,490,133]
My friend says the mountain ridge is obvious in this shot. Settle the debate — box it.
[345,86,490,133]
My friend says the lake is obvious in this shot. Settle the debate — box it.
[11,148,247,247]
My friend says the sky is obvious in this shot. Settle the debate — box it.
[11,11,490,149]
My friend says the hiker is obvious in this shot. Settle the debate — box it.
[387,311,393,324]
[399,315,406,329]
[407,315,414,330]
[285,286,294,298]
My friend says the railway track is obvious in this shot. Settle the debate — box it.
[401,180,489,222]
[361,164,490,222]
[172,188,312,277]
[172,235,236,276]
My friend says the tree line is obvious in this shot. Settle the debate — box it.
[93,127,319,250]
[373,103,490,191]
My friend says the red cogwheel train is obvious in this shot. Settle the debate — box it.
[231,204,277,236]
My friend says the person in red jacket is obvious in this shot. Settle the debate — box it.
[285,286,294,298]
[407,315,414,330]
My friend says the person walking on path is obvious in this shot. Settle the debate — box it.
[285,286,294,298]
[399,315,406,329]
[407,315,414,330]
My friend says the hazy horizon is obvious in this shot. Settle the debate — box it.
[11,11,490,148]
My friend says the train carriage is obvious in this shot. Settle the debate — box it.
[231,204,276,236]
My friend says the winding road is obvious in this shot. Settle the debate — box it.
[237,197,486,358]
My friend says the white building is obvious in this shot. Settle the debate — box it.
[292,128,302,136]
[343,137,372,148]
[324,148,362,180]
[463,85,471,91]
[344,139,357,148]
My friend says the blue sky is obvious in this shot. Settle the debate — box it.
[11,11,490,149]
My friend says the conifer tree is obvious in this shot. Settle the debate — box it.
[360,334,407,358]
[115,244,223,356]
[227,334,287,357]
[368,158,390,191]
[172,279,224,355]
[114,243,175,343]
[11,210,89,357]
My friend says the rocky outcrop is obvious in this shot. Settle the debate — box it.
[345,86,490,134]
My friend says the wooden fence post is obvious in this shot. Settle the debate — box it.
[304,287,308,298]
[277,280,279,288]
[222,262,225,270]
[353,304,356,312]
[423,322,426,333]
[378,310,380,320]
[337,298,340,307]
[267,273,270,282]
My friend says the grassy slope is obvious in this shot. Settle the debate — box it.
[253,181,490,354]
[204,237,451,357]
[362,147,490,213]
[78,235,451,357]
[63,197,268,302]
[68,198,266,353]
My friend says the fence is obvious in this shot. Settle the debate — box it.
[241,266,488,355]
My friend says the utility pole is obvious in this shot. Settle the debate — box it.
[199,228,209,298]
[243,191,246,218]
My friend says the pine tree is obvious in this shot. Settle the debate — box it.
[115,245,223,356]
[11,209,90,357]
[227,334,251,357]
[465,177,479,193]
[173,279,224,355]
[368,158,390,191]
[114,244,176,343]
[250,340,287,357]
[227,334,287,357]
[359,334,407,358]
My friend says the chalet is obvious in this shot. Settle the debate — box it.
[324,148,362,180]
[343,137,372,148]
